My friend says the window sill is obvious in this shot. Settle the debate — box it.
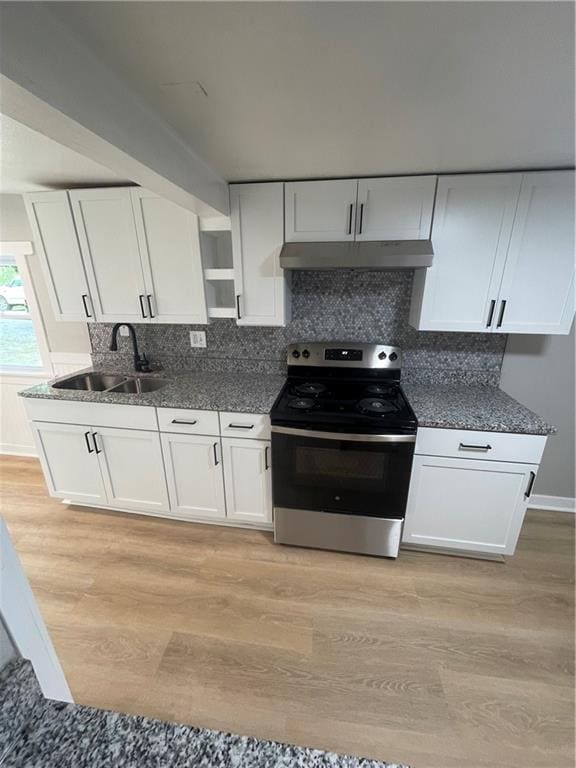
[0,368,51,379]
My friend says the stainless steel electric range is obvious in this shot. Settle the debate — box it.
[270,342,417,558]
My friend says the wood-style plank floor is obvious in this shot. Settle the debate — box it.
[1,455,574,768]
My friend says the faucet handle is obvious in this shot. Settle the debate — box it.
[137,354,152,373]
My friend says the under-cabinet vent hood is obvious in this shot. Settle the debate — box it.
[279,240,434,270]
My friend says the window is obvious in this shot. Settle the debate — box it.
[0,254,49,373]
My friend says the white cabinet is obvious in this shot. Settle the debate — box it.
[410,170,575,335]
[161,433,226,520]
[356,176,436,241]
[230,182,290,326]
[409,174,522,332]
[23,192,94,322]
[95,427,169,514]
[32,422,106,505]
[131,189,208,324]
[403,454,538,556]
[496,171,575,334]
[285,180,358,242]
[222,437,272,524]
[285,176,436,243]
[69,187,146,323]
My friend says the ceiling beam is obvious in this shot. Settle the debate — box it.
[0,3,228,216]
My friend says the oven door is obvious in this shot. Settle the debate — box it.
[271,426,415,519]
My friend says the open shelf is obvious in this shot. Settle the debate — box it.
[200,227,236,320]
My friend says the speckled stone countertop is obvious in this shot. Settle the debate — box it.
[403,383,556,435]
[19,369,286,415]
[19,368,555,435]
[3,661,407,768]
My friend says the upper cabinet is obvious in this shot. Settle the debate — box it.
[230,182,290,327]
[69,188,147,323]
[284,176,436,243]
[131,189,208,324]
[23,191,94,322]
[410,171,575,335]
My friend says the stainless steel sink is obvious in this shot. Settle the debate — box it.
[52,372,169,395]
[107,377,169,394]
[52,373,127,391]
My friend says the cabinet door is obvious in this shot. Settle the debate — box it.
[285,179,358,242]
[32,422,106,504]
[69,188,148,323]
[131,190,208,324]
[409,174,522,332]
[161,433,225,520]
[23,192,93,322]
[221,437,272,525]
[402,455,538,555]
[230,182,289,327]
[356,176,436,241]
[496,171,575,334]
[95,427,169,514]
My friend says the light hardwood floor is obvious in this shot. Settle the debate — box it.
[1,455,574,768]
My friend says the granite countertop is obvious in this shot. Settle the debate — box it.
[19,369,286,415]
[403,383,556,436]
[19,368,555,435]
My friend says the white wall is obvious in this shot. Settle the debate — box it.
[500,323,575,501]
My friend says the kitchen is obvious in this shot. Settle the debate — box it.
[0,3,574,768]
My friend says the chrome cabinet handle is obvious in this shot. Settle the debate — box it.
[228,423,254,430]
[496,300,507,328]
[347,203,354,235]
[147,295,155,318]
[486,299,496,328]
[84,431,94,454]
[213,442,219,466]
[92,432,102,454]
[236,295,242,320]
[524,471,536,499]
[81,294,92,319]
[139,295,148,319]
[357,203,364,235]
[264,445,270,470]
[171,419,197,426]
[459,442,492,452]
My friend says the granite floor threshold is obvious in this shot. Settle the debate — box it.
[2,661,409,768]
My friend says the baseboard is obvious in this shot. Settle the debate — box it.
[528,494,576,513]
[0,444,38,457]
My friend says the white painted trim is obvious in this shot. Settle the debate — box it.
[0,516,73,701]
[528,494,576,513]
[0,241,33,257]
[0,444,37,457]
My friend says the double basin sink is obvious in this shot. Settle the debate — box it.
[52,372,169,395]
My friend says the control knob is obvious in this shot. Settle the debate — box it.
[302,349,310,359]
[291,350,300,359]
[389,352,398,362]
[378,351,387,360]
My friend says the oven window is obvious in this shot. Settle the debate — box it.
[272,433,414,519]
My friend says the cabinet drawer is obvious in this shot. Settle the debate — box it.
[23,398,158,431]
[157,407,219,436]
[415,427,546,465]
[219,412,270,440]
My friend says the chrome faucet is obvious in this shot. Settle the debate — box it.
[109,323,151,373]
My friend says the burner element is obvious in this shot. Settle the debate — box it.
[294,382,327,396]
[357,398,398,415]
[289,397,316,410]
[364,383,394,397]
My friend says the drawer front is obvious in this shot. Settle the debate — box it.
[219,411,271,440]
[157,407,219,436]
[415,427,546,465]
[23,397,158,431]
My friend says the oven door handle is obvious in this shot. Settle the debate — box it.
[271,426,416,443]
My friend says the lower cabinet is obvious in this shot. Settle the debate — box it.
[402,454,538,555]
[32,421,169,514]
[221,437,272,524]
[161,433,226,520]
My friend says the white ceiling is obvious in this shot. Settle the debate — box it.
[0,113,127,193]
[51,1,575,182]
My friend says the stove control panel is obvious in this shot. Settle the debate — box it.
[287,342,402,369]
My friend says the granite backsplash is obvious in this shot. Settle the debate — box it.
[90,270,507,385]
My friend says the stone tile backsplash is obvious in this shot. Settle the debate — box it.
[90,270,506,384]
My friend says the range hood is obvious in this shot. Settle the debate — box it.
[279,240,434,270]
